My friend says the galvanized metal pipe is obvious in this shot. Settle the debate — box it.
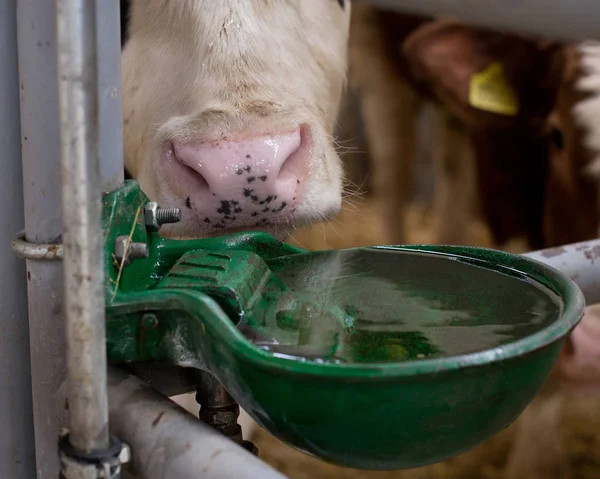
[107,367,289,479]
[0,0,36,476]
[523,239,600,305]
[96,0,124,193]
[56,0,109,452]
[357,0,600,42]
[17,1,68,476]
[17,0,124,474]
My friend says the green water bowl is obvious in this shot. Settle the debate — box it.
[107,240,584,470]
[194,244,583,470]
[101,183,584,469]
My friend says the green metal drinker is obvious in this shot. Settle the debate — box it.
[104,181,585,470]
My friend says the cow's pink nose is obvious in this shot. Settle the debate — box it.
[171,128,306,230]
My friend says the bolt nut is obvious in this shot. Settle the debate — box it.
[114,236,149,267]
[144,202,181,232]
[199,409,240,427]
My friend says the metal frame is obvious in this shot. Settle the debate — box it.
[524,240,600,305]
[56,0,110,454]
[0,0,35,476]
[17,0,68,476]
[4,0,600,477]
[357,0,600,41]
[107,367,286,479]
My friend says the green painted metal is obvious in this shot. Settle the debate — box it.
[102,181,304,298]
[103,181,585,470]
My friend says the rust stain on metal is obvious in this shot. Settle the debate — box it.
[540,247,567,258]
[11,230,64,260]
[45,244,61,259]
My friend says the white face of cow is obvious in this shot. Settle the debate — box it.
[122,0,351,238]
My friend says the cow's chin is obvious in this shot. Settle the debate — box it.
[157,221,300,242]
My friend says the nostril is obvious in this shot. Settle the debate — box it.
[277,127,305,181]
[170,141,210,189]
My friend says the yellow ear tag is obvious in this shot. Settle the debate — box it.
[469,62,519,117]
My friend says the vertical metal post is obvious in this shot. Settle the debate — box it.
[96,0,124,193]
[0,0,36,477]
[17,0,67,476]
[56,0,109,453]
[17,0,124,475]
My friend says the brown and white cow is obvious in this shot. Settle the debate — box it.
[350,5,569,252]
[554,41,600,394]
[121,0,352,240]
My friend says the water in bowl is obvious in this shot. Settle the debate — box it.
[237,248,562,364]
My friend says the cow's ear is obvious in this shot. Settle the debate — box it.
[402,21,565,125]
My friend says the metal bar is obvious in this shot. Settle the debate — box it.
[17,0,124,473]
[357,0,600,42]
[107,367,289,479]
[0,0,36,476]
[96,0,124,193]
[12,229,64,261]
[523,239,600,305]
[17,0,68,475]
[56,0,110,452]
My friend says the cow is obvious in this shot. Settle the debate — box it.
[350,5,571,253]
[543,44,599,250]
[506,42,600,479]
[119,0,353,449]
[121,0,352,240]
[574,41,600,184]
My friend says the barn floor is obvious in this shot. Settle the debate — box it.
[247,196,600,479]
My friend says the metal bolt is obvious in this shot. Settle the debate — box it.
[144,201,181,232]
[114,235,149,267]
[141,313,159,329]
